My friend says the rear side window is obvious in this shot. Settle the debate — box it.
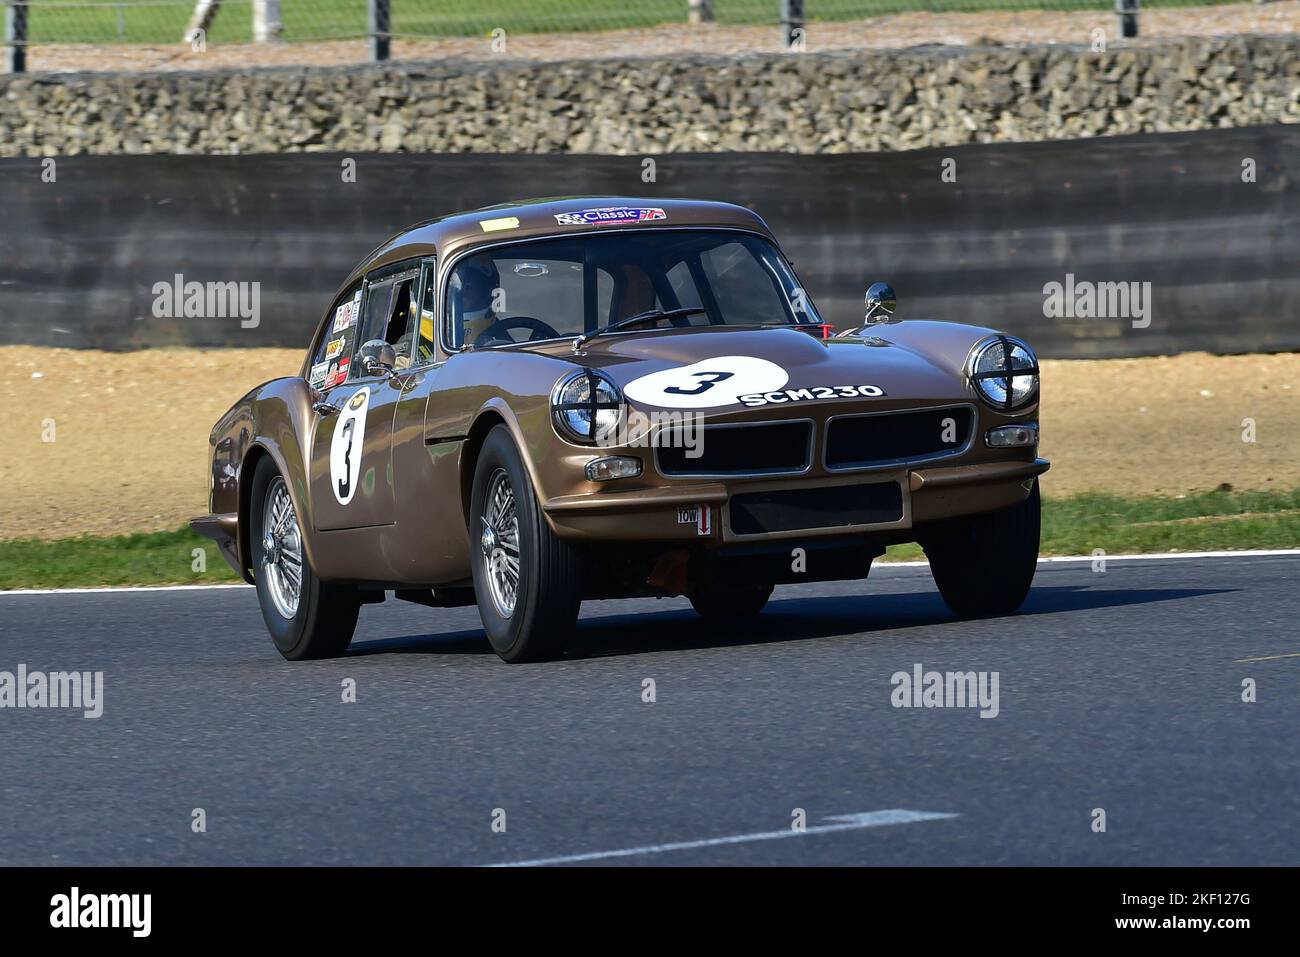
[309,281,363,391]
[698,241,783,326]
[663,260,705,315]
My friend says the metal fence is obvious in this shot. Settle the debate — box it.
[2,0,1260,73]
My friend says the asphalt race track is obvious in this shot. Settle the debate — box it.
[1,555,1297,866]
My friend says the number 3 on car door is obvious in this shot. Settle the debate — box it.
[311,380,399,531]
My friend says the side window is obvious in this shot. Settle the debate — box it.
[386,278,416,370]
[664,260,705,313]
[308,281,363,391]
[699,241,783,326]
[596,268,615,328]
[358,279,394,347]
[354,273,418,375]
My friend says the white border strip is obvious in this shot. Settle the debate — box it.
[875,548,1300,569]
[0,583,252,597]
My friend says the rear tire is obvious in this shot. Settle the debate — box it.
[469,426,583,663]
[922,480,1041,619]
[689,583,774,621]
[250,456,360,660]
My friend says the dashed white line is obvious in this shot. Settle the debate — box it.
[487,809,959,867]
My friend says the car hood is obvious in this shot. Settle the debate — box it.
[519,324,984,416]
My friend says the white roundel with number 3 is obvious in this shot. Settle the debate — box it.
[330,387,370,506]
[623,356,789,409]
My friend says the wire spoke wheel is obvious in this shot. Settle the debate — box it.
[469,426,582,662]
[261,476,303,620]
[480,468,522,619]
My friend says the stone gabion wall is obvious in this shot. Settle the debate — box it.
[2,35,1298,157]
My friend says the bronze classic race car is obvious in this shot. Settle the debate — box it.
[194,197,1049,663]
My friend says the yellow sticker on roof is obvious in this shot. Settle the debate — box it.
[480,216,520,232]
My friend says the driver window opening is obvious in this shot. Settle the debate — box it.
[385,279,416,370]
[356,275,417,374]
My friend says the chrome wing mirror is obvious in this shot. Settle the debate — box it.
[864,282,897,324]
[357,338,396,378]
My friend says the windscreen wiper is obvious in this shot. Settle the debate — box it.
[572,307,706,353]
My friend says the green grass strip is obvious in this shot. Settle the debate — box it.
[885,486,1300,562]
[0,528,243,590]
[1,487,1297,589]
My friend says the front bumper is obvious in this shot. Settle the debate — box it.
[190,513,248,580]
[542,457,1050,544]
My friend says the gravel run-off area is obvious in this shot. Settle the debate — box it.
[1,347,1297,540]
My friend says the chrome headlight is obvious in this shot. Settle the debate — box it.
[551,369,623,445]
[968,336,1040,411]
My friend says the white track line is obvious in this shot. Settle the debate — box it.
[874,548,1300,569]
[0,583,252,597]
[487,809,959,867]
[1,549,1297,597]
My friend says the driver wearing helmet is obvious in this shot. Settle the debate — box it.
[449,254,502,348]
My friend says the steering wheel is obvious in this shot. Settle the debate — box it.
[472,316,562,348]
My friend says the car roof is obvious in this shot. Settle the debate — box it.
[343,196,775,289]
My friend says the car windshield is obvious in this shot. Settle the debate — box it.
[445,229,823,350]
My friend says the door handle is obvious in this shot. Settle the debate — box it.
[313,401,340,416]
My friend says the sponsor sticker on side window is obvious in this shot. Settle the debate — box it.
[309,361,330,389]
[332,300,357,333]
[324,356,351,389]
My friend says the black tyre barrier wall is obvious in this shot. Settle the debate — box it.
[1,124,1297,358]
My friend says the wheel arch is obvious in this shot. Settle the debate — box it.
[458,399,553,534]
[238,439,319,579]
[459,409,509,531]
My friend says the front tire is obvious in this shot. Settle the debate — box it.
[250,456,360,660]
[922,480,1041,618]
[470,426,583,662]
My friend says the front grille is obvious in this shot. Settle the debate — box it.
[825,406,974,471]
[657,420,812,477]
[729,482,903,535]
